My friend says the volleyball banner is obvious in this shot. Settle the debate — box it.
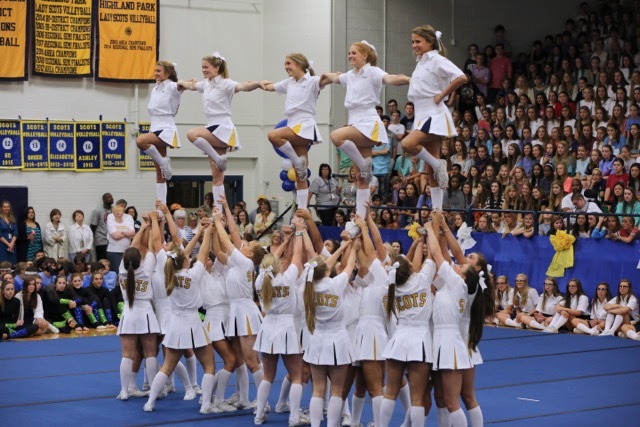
[21,121,49,170]
[96,0,159,82]
[137,122,155,170]
[101,122,127,169]
[48,121,76,170]
[33,0,93,77]
[75,122,101,171]
[0,0,28,80]
[0,120,23,169]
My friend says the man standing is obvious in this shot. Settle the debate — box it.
[90,192,113,261]
[488,44,512,103]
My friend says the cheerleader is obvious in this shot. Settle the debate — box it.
[42,276,84,333]
[601,279,639,337]
[1,280,39,339]
[322,41,410,217]
[573,282,612,335]
[17,276,55,334]
[303,237,357,427]
[400,25,466,211]
[116,213,160,401]
[495,273,539,328]
[136,61,183,203]
[68,273,104,330]
[211,209,266,409]
[260,53,325,210]
[144,220,215,413]
[180,53,261,211]
[85,272,118,330]
[379,237,435,427]
[253,219,305,425]
[518,277,564,331]
[545,278,589,333]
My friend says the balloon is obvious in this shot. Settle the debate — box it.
[287,168,297,181]
[281,159,292,171]
[282,180,295,192]
[279,170,289,181]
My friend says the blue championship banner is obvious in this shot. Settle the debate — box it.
[48,121,75,170]
[21,121,49,170]
[101,121,126,169]
[0,120,23,169]
[137,122,154,170]
[75,122,101,171]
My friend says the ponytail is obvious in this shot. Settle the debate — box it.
[259,254,280,312]
[164,250,185,297]
[123,247,142,308]
[303,257,327,334]
[386,283,396,320]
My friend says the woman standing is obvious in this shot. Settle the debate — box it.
[253,198,276,247]
[181,53,261,211]
[0,201,17,265]
[107,206,135,273]
[43,208,65,260]
[19,207,42,262]
[308,163,340,226]
[322,41,410,217]
[135,61,183,203]
[260,53,325,210]
[68,210,93,264]
[400,26,467,211]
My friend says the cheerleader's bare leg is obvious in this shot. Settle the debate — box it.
[461,368,484,427]
[188,128,228,210]
[401,130,446,209]
[440,369,465,427]
[379,359,406,427]
[362,360,385,425]
[192,343,217,413]
[136,133,170,202]
[309,364,348,427]
[267,127,313,208]
[212,338,237,405]
[281,354,305,425]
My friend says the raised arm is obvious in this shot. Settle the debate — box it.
[366,209,387,261]
[235,81,261,93]
[382,74,411,86]
[296,208,324,255]
[213,210,235,254]
[196,223,212,265]
[325,236,351,272]
[130,215,150,250]
[290,222,306,273]
[158,202,181,248]
[405,237,422,266]
[340,239,358,278]
[355,215,376,263]
[273,224,293,260]
[437,212,466,265]
[425,221,445,268]
[185,220,206,256]
[220,195,242,249]
[320,72,341,86]
[211,225,228,265]
[149,212,163,254]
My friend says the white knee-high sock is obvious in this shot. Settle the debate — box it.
[416,147,440,170]
[342,397,351,416]
[430,186,443,210]
[212,184,225,212]
[120,358,133,394]
[372,396,383,426]
[352,395,365,425]
[277,375,292,407]
[252,367,264,392]
[236,364,250,403]
[410,406,425,427]
[449,408,467,427]
[626,329,639,339]
[338,140,367,170]
[610,314,624,333]
[554,315,569,329]
[200,373,216,412]
[379,398,396,427]
[147,371,168,405]
[468,405,483,427]
[296,188,309,209]
[356,188,370,217]
[145,357,159,387]
[156,183,167,204]
[174,361,192,389]
[604,313,615,332]
[129,370,139,390]
[288,383,303,424]
[310,396,324,427]
[575,323,592,334]
[504,318,521,328]
[327,396,343,427]
[529,320,544,330]
[278,141,302,165]
[256,380,272,418]
[437,406,450,427]
[192,137,222,162]
[185,355,198,387]
[398,382,411,410]
[144,145,166,166]
[214,368,233,403]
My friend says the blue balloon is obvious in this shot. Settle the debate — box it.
[282,180,296,192]
[279,170,289,181]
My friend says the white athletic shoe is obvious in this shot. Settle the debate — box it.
[160,157,173,180]
[573,327,584,335]
[515,322,524,329]
[215,154,228,172]
[344,221,361,239]
[184,388,197,401]
[142,382,150,392]
[116,391,129,401]
[226,392,240,405]
[435,159,449,189]
[215,401,239,413]
[192,384,202,396]
[237,399,257,410]
[599,330,613,336]
[200,403,223,414]
[254,402,271,415]
[295,155,309,182]
[590,328,601,336]
[360,157,374,184]
[366,421,375,427]
[618,331,627,338]
[254,413,268,425]
[275,401,291,413]
[128,387,150,398]
[289,410,311,426]
[143,402,154,412]
[341,414,352,426]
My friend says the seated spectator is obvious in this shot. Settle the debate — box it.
[236,209,254,241]
[499,212,518,236]
[572,192,603,213]
[549,215,567,235]
[443,176,465,210]
[616,186,640,225]
[377,208,400,230]
[545,278,590,333]
[573,282,612,335]
[604,158,629,203]
[397,183,418,228]
[474,214,496,233]
[334,209,347,228]
[511,213,535,238]
[518,277,564,331]
[599,279,638,337]
[266,229,283,255]
[253,197,277,245]
[490,275,513,324]
[606,182,626,211]
[496,273,539,328]
[570,213,591,238]
[611,216,639,243]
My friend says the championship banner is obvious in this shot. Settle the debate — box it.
[48,121,76,170]
[96,0,159,82]
[0,0,28,80]
[33,0,93,77]
[21,121,49,170]
[101,121,127,169]
[0,120,23,169]
[137,122,154,170]
[75,122,101,171]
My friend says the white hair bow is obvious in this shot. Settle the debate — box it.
[434,30,444,51]
[259,265,275,282]
[386,262,400,285]
[304,261,318,282]
[308,59,314,68]
[172,62,178,73]
[212,51,226,62]
[487,263,493,273]
[478,270,487,291]
[361,40,377,53]
[456,222,477,251]
[167,251,177,260]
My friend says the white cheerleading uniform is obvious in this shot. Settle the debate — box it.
[195,76,241,149]
[254,264,302,355]
[343,280,363,366]
[432,262,471,371]
[151,250,172,335]
[564,294,590,317]
[460,281,482,367]
[303,272,354,366]
[274,72,323,144]
[148,79,182,148]
[513,288,540,313]
[408,50,464,137]
[202,260,230,342]
[535,293,564,316]
[224,249,262,337]
[383,260,436,363]
[294,273,311,351]
[590,298,608,321]
[496,288,514,311]
[354,259,389,362]
[338,63,387,144]
[117,252,160,335]
[163,261,211,349]
[608,295,640,321]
